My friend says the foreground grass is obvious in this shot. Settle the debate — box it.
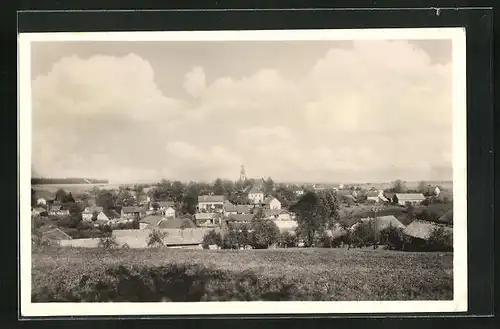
[32,247,453,302]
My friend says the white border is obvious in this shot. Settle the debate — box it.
[19,28,467,317]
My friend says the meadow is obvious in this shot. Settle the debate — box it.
[32,247,453,302]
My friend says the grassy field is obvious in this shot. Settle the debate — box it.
[32,247,453,302]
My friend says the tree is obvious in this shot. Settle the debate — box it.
[279,231,298,248]
[147,229,168,248]
[55,189,68,203]
[293,191,340,247]
[114,190,135,208]
[212,178,225,195]
[98,235,118,250]
[68,202,83,215]
[389,179,406,193]
[263,177,275,195]
[171,181,185,201]
[417,181,427,194]
[180,195,197,215]
[202,229,223,249]
[31,188,36,207]
[252,207,265,220]
[378,225,405,250]
[64,192,75,203]
[249,219,280,249]
[151,202,160,211]
[96,190,115,210]
[222,229,240,249]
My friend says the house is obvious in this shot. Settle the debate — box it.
[264,197,282,210]
[437,210,453,225]
[82,206,104,222]
[145,217,197,230]
[112,227,217,249]
[157,201,175,212]
[48,205,70,216]
[384,192,395,203]
[294,189,304,197]
[164,207,176,219]
[274,220,298,233]
[198,195,225,212]
[139,215,164,230]
[366,190,380,203]
[434,186,441,196]
[195,213,219,227]
[227,214,254,224]
[403,219,452,245]
[96,209,120,222]
[247,186,264,204]
[121,206,144,219]
[42,227,72,241]
[265,209,292,221]
[224,201,253,215]
[350,215,405,232]
[31,207,47,217]
[394,193,426,206]
[139,215,163,230]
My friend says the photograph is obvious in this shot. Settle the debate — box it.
[19,28,467,317]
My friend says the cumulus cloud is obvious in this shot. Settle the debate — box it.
[183,66,206,98]
[31,40,453,183]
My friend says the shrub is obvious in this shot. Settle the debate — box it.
[249,219,280,249]
[426,226,453,251]
[98,236,118,250]
[147,229,168,248]
[279,231,297,248]
[350,222,376,248]
[222,229,239,249]
[202,230,222,249]
[378,226,404,250]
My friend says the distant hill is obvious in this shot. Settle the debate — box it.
[31,177,109,185]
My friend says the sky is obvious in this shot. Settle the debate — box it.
[30,38,453,184]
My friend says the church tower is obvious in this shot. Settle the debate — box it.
[239,165,247,182]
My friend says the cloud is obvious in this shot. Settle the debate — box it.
[31,40,453,183]
[183,66,206,98]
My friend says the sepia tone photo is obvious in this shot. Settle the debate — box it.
[19,28,467,316]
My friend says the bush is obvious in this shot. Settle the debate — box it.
[249,219,280,249]
[222,229,239,250]
[350,222,376,248]
[202,230,222,249]
[147,229,168,248]
[378,226,404,250]
[426,226,453,251]
[98,236,118,250]
[279,231,297,248]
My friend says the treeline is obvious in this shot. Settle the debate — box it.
[32,178,109,185]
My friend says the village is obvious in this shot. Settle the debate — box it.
[31,165,454,252]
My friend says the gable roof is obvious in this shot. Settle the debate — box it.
[247,186,263,194]
[122,206,144,213]
[139,215,163,225]
[366,191,379,197]
[102,209,120,219]
[33,207,47,213]
[147,217,197,230]
[42,228,72,240]
[395,193,426,201]
[437,210,453,225]
[198,195,225,203]
[403,220,451,240]
[49,205,62,211]
[158,201,175,208]
[195,213,215,220]
[227,214,254,223]
[83,206,104,213]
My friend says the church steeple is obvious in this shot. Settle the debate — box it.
[239,165,247,182]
